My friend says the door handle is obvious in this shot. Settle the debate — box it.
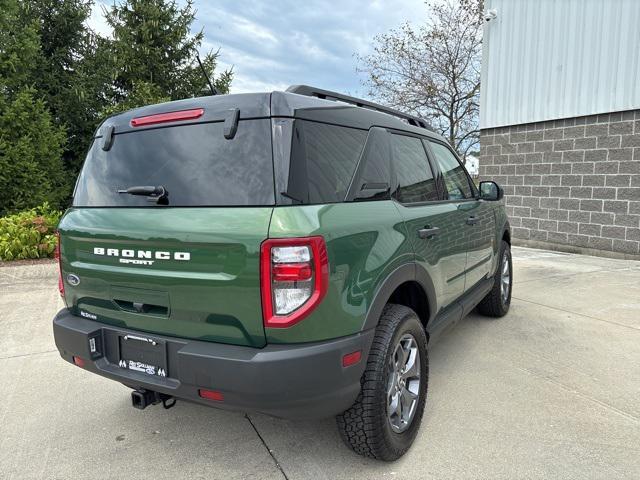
[466,215,478,226]
[417,226,440,239]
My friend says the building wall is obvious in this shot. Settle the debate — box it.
[480,0,640,129]
[479,110,640,258]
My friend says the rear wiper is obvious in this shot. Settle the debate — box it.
[118,185,169,205]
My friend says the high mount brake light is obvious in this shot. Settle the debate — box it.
[55,231,64,297]
[130,108,204,127]
[260,236,328,328]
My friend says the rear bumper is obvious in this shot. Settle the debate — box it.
[52,309,374,419]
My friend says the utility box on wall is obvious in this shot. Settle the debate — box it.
[479,0,640,258]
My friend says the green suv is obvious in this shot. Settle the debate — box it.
[53,85,511,461]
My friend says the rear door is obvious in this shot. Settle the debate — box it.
[59,118,275,347]
[426,140,495,291]
[389,133,467,309]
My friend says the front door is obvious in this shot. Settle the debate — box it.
[426,140,495,291]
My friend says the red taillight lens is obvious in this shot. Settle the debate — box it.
[55,231,64,297]
[73,356,85,368]
[130,108,204,127]
[198,389,224,401]
[272,263,313,282]
[260,236,328,328]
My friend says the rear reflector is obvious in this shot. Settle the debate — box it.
[198,389,224,402]
[130,108,204,127]
[73,356,85,368]
[342,351,362,367]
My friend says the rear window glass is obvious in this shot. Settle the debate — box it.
[285,121,367,204]
[73,119,274,207]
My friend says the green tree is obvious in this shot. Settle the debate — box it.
[23,0,110,173]
[0,0,69,214]
[0,89,67,215]
[102,0,232,109]
[0,0,40,94]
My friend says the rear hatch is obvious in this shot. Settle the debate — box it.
[58,106,274,347]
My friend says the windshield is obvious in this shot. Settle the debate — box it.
[73,119,274,207]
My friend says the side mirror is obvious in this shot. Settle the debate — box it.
[479,181,504,201]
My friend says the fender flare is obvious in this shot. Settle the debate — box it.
[361,263,438,331]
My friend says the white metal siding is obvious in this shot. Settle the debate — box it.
[480,0,640,129]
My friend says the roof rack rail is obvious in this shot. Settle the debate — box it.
[286,84,433,131]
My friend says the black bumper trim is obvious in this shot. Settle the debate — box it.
[53,309,374,419]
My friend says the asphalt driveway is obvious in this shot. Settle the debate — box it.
[1,247,639,479]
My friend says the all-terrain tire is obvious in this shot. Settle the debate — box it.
[336,304,428,461]
[477,240,512,317]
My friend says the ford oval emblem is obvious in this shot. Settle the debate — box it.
[66,273,80,286]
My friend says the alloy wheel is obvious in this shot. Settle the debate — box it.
[387,333,421,433]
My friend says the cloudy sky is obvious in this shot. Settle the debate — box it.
[88,0,427,97]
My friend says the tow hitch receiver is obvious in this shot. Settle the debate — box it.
[131,389,176,410]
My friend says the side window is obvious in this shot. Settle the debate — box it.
[390,134,439,204]
[349,128,391,201]
[288,120,367,204]
[428,141,474,200]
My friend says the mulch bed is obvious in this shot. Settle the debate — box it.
[0,258,57,268]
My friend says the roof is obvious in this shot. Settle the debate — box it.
[97,90,446,143]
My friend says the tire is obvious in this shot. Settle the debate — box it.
[477,240,512,317]
[336,304,428,461]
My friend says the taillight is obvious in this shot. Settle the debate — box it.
[55,231,64,297]
[260,236,328,328]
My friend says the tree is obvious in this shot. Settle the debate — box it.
[22,0,104,174]
[358,0,483,156]
[0,89,67,215]
[0,0,68,215]
[0,0,40,95]
[102,0,232,109]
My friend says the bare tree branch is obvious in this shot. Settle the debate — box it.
[357,0,482,155]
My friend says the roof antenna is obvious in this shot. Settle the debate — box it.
[196,54,217,96]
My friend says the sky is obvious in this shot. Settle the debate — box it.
[87,0,428,97]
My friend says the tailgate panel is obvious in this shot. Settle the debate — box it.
[58,207,272,347]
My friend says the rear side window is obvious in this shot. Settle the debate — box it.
[349,128,391,201]
[428,141,474,200]
[73,120,274,207]
[391,134,439,203]
[285,121,367,204]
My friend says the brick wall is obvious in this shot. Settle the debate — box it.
[479,110,640,258]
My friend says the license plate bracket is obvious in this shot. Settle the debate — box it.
[117,334,168,377]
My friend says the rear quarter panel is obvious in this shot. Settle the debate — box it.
[266,201,413,343]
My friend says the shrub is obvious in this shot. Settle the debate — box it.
[0,203,63,261]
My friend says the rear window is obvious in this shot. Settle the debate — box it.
[284,121,367,204]
[73,119,274,207]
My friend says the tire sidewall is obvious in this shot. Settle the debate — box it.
[379,310,428,457]
[500,242,513,311]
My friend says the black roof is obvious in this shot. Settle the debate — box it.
[97,87,445,143]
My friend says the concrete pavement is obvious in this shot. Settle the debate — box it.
[1,247,639,479]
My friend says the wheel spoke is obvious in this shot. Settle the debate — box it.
[401,348,419,380]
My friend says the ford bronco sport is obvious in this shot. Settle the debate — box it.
[53,85,511,461]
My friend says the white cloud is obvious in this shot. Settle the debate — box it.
[84,0,428,96]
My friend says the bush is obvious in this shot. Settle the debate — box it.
[0,203,63,261]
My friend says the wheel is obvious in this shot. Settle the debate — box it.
[336,304,428,461]
[477,240,512,317]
